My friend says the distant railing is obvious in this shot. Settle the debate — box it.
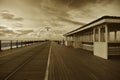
[0,40,44,51]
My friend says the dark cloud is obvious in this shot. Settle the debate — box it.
[50,23,65,27]
[0,29,15,34]
[17,30,34,35]
[24,0,120,9]
[0,29,16,37]
[0,11,24,21]
[24,0,43,7]
[0,26,7,29]
[43,6,69,17]
[51,0,117,8]
[59,17,85,25]
[0,33,5,36]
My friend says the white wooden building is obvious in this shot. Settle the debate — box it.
[64,16,120,59]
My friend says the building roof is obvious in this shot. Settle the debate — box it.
[64,16,120,36]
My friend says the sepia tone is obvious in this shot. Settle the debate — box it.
[0,0,120,80]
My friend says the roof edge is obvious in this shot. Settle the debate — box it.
[64,16,120,36]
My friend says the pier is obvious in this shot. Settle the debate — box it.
[0,41,120,80]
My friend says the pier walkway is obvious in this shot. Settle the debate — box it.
[0,41,120,80]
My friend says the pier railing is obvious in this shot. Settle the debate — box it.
[0,40,44,51]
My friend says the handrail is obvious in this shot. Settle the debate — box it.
[0,40,44,51]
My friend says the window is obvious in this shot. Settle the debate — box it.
[95,28,99,42]
[117,31,120,41]
[109,32,115,41]
[100,27,105,42]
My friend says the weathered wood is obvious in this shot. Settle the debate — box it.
[0,40,2,51]
[10,40,12,49]
[16,40,18,48]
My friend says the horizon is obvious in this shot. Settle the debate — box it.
[0,0,120,40]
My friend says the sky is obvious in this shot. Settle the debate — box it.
[0,0,120,40]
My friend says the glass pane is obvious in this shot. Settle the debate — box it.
[109,32,115,41]
[100,27,105,42]
[117,31,120,41]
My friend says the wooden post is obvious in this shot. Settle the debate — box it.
[0,40,2,51]
[115,30,117,41]
[16,40,18,48]
[105,25,108,42]
[98,27,101,42]
[21,41,22,47]
[93,28,95,42]
[10,40,12,49]
[26,41,28,46]
[25,41,26,46]
[28,41,29,45]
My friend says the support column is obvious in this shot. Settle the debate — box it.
[94,25,108,59]
[105,25,108,42]
[115,30,117,41]
[98,27,101,42]
[0,40,2,51]
[93,28,95,42]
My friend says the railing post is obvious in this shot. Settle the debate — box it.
[26,41,28,46]
[10,40,12,49]
[0,40,2,51]
[16,40,18,48]
[21,41,22,47]
[25,41,27,46]
[28,41,29,46]
[24,41,26,46]
[24,41,25,46]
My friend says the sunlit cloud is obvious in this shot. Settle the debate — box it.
[0,0,119,40]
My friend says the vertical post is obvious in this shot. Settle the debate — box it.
[105,24,108,59]
[16,40,18,48]
[10,40,12,49]
[115,30,117,41]
[105,25,108,42]
[93,28,95,42]
[25,41,26,46]
[0,40,2,51]
[21,40,22,47]
[27,41,29,46]
[98,27,101,42]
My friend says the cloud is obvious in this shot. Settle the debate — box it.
[0,10,24,21]
[0,33,5,36]
[0,25,17,37]
[51,0,117,8]
[0,26,15,35]
[0,29,15,34]
[59,17,85,25]
[13,23,23,27]
[0,0,120,40]
[50,22,65,27]
[16,30,34,35]
[52,29,66,34]
[0,29,16,37]
[0,26,7,29]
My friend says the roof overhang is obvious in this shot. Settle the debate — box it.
[64,16,120,36]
